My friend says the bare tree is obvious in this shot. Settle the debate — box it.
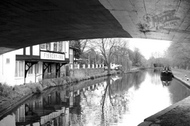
[79,39,89,53]
[112,45,132,71]
[92,38,128,74]
[70,39,90,60]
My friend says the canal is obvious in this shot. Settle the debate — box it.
[1,70,190,126]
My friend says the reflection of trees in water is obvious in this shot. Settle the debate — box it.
[100,76,115,126]
[111,74,134,95]
[80,76,127,126]
[148,69,161,76]
[148,70,161,85]
[111,72,146,94]
[100,72,146,125]
[133,71,146,90]
[80,72,146,126]
[80,82,104,126]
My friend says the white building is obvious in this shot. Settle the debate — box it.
[0,41,72,86]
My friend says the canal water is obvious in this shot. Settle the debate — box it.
[1,70,190,126]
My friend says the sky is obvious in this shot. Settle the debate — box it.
[128,38,171,59]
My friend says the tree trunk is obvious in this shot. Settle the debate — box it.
[107,63,111,75]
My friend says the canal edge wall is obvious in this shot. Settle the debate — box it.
[0,93,33,120]
[70,68,105,78]
[0,69,122,120]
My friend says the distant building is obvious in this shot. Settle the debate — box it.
[0,41,73,86]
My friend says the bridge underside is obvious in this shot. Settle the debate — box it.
[1,0,190,54]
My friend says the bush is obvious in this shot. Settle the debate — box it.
[51,78,65,86]
[41,79,55,88]
[0,83,12,97]
[24,83,44,94]
[35,84,43,94]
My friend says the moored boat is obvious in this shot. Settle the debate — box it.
[160,67,174,84]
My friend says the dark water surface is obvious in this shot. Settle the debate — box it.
[1,70,190,126]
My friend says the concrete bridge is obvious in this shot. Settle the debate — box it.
[1,0,190,54]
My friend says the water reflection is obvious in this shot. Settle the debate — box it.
[1,70,190,126]
[168,79,190,104]
[15,87,72,126]
[148,70,190,104]
[80,71,190,126]
[80,72,146,126]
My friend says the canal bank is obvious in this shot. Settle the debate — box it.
[139,68,190,126]
[0,68,140,120]
[0,70,109,119]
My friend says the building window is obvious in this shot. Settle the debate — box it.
[40,44,46,50]
[15,61,24,77]
[46,43,51,51]
[53,42,58,52]
[58,42,62,52]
